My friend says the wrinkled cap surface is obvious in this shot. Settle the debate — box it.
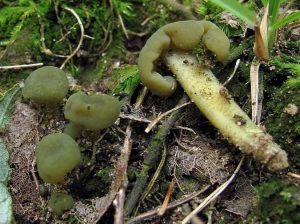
[64,92,121,131]
[22,66,69,104]
[36,133,81,184]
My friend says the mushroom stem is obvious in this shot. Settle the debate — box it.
[164,50,288,171]
[64,122,83,139]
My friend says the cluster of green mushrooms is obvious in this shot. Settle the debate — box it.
[23,66,121,215]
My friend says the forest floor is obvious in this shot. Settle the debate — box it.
[0,1,299,223]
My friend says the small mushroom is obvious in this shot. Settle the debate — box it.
[64,92,121,138]
[22,66,69,104]
[36,133,81,184]
[48,192,74,215]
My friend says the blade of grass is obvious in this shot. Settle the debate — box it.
[271,11,300,30]
[209,0,256,26]
[268,0,281,26]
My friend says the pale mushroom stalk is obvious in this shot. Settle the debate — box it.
[138,20,288,171]
[164,50,288,171]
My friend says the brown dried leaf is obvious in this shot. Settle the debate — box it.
[168,134,231,185]
[254,5,269,61]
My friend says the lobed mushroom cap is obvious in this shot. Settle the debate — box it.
[64,92,121,131]
[22,66,69,104]
[48,192,74,215]
[36,133,81,184]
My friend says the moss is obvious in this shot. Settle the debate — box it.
[252,180,300,223]
[48,192,74,215]
[112,65,140,97]
[266,67,300,169]
[36,133,81,184]
[78,35,125,82]
[96,166,113,185]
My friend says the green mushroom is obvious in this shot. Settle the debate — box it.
[36,133,81,184]
[48,192,74,215]
[64,92,121,138]
[22,66,69,104]
[138,20,288,171]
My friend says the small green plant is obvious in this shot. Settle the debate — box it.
[253,180,300,223]
[209,0,300,58]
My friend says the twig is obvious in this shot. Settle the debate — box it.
[182,204,204,224]
[55,23,78,44]
[145,101,191,133]
[30,158,39,191]
[158,178,176,216]
[223,59,240,86]
[94,87,148,222]
[37,13,68,58]
[90,130,109,165]
[182,156,245,224]
[119,113,151,123]
[174,126,196,135]
[116,10,129,39]
[60,7,85,69]
[125,94,189,216]
[127,185,211,224]
[114,187,126,224]
[287,172,300,180]
[250,59,261,124]
[134,143,168,215]
[0,63,43,70]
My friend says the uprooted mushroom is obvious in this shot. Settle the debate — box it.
[138,20,288,171]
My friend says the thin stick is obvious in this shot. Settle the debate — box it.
[182,156,245,224]
[287,172,300,180]
[133,143,168,215]
[145,101,191,133]
[116,10,129,39]
[158,178,176,216]
[60,7,85,69]
[223,59,240,86]
[0,63,43,70]
[250,59,261,124]
[127,185,211,224]
[90,130,109,165]
[94,88,148,222]
[141,144,167,201]
[37,13,68,58]
[119,113,151,123]
[114,186,126,224]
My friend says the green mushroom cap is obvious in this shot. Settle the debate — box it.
[64,92,121,131]
[36,133,81,184]
[22,66,69,104]
[48,192,74,215]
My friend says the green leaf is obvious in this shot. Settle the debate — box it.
[0,139,11,185]
[0,85,21,130]
[268,0,281,25]
[0,138,13,223]
[0,183,13,224]
[209,0,256,26]
[0,85,20,224]
[271,11,300,30]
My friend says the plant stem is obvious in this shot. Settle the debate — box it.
[125,94,189,216]
[164,50,288,171]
